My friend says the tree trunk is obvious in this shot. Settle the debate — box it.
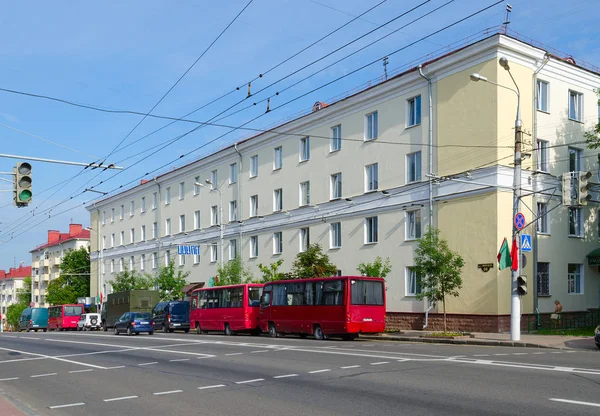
[443,297,447,334]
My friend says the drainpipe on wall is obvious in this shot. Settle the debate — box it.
[234,144,243,253]
[532,53,550,327]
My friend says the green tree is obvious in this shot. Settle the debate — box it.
[585,90,600,149]
[110,267,154,293]
[257,259,285,283]
[413,227,465,333]
[289,244,337,279]
[216,256,253,286]
[357,256,392,279]
[155,260,190,301]
[46,247,90,305]
[6,277,32,329]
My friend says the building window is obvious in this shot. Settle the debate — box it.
[568,147,582,172]
[568,207,582,237]
[537,80,549,112]
[165,218,172,236]
[193,251,200,265]
[406,210,421,240]
[330,222,341,248]
[407,95,421,127]
[330,172,342,200]
[537,262,550,296]
[567,263,583,294]
[211,206,218,226]
[250,155,258,178]
[194,176,201,196]
[365,216,378,244]
[130,228,135,244]
[210,243,218,263]
[250,235,258,258]
[365,111,378,141]
[229,239,237,260]
[230,163,238,184]
[229,201,238,222]
[102,236,106,250]
[101,261,105,275]
[165,250,171,266]
[406,267,422,296]
[210,170,218,189]
[110,259,115,273]
[129,256,135,271]
[250,195,258,217]
[141,225,146,241]
[274,146,282,170]
[300,137,310,162]
[365,163,378,192]
[179,182,185,200]
[299,181,310,206]
[179,253,185,267]
[537,203,549,234]
[120,231,124,246]
[152,252,158,269]
[119,258,124,272]
[568,90,583,122]
[111,208,115,223]
[111,233,115,248]
[179,215,185,233]
[130,201,135,216]
[273,189,283,212]
[152,222,158,239]
[165,187,171,205]
[300,227,310,252]
[152,192,158,210]
[141,197,146,213]
[102,211,106,225]
[537,140,549,172]
[407,152,422,183]
[194,210,200,230]
[140,254,146,271]
[120,205,124,220]
[273,232,283,254]
[331,125,341,152]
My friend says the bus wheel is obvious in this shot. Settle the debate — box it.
[313,325,325,340]
[224,324,233,336]
[268,323,278,338]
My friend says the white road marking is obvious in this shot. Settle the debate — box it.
[225,353,244,356]
[104,395,139,402]
[340,365,361,369]
[235,378,265,384]
[48,402,85,409]
[105,366,126,370]
[0,357,48,365]
[250,350,269,354]
[369,361,390,365]
[0,377,19,381]
[153,390,183,396]
[69,369,94,374]
[512,353,527,355]
[138,362,158,366]
[198,384,226,390]
[551,352,563,354]
[273,374,298,379]
[533,352,546,355]
[308,369,331,374]
[472,354,489,357]
[31,373,57,378]
[169,358,190,362]
[1,335,17,338]
[0,346,107,369]
[549,398,600,408]
[494,353,508,356]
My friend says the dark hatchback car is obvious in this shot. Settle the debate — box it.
[113,312,154,336]
[152,301,190,333]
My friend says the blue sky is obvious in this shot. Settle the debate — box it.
[0,0,598,269]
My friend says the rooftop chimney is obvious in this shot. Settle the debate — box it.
[69,224,83,236]
[48,230,60,244]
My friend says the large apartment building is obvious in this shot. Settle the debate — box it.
[87,31,600,332]
[30,224,90,307]
[0,265,32,327]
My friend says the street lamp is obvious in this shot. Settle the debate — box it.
[198,179,224,268]
[470,58,523,341]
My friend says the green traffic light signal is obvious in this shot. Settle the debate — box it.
[18,189,32,202]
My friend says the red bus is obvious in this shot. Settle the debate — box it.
[48,304,84,331]
[259,276,385,340]
[190,283,264,335]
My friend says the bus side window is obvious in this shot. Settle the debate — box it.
[191,295,197,310]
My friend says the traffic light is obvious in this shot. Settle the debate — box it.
[577,171,592,205]
[517,275,527,296]
[562,173,573,206]
[14,162,32,207]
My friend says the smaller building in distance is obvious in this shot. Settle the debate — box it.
[0,264,33,326]
[30,224,90,307]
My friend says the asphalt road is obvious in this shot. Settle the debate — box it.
[0,331,599,416]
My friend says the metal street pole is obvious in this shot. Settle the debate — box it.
[219,190,224,268]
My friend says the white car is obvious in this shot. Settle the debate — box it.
[77,313,102,331]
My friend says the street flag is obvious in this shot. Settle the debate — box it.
[497,238,512,270]
[511,236,519,271]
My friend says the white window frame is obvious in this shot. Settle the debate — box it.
[365,216,378,244]
[141,197,146,213]
[406,210,421,240]
[130,200,135,216]
[165,250,171,266]
[300,227,310,252]
[273,231,283,254]
[129,256,135,271]
[130,228,135,244]
[140,254,146,271]
[229,200,238,222]
[331,125,341,152]
[152,222,158,239]
[141,225,146,241]
[194,176,201,196]
[119,258,124,272]
[273,189,283,212]
[152,192,158,210]
[568,147,582,172]
[567,263,583,294]
[165,187,171,205]
[537,139,549,172]
[210,170,218,190]
[193,251,200,265]
[110,259,115,273]
[111,208,115,223]
[210,243,218,263]
[194,210,201,230]
[111,233,115,248]
[568,90,583,122]
[250,155,258,178]
[120,205,124,220]
[537,80,549,112]
[274,146,282,170]
[165,218,171,236]
[330,222,341,249]
[406,151,422,183]
[568,207,583,237]
[230,163,238,184]
[120,231,124,246]
[250,235,258,258]
[179,214,185,233]
[229,239,237,260]
[365,111,378,141]
[300,137,310,162]
[211,206,218,226]
[406,267,421,296]
[407,95,421,127]
[179,182,185,200]
[102,236,106,250]
[178,253,185,267]
[330,173,342,200]
[152,252,158,269]
[250,195,258,217]
[365,163,378,192]
[102,211,106,225]
[299,181,310,206]
[537,202,549,234]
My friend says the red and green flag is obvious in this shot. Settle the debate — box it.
[497,238,512,270]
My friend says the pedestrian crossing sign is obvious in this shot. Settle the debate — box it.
[521,234,532,252]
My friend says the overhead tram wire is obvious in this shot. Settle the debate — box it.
[0,2,505,238]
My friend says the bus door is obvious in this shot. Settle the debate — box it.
[258,285,273,330]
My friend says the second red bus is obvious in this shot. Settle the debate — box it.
[48,304,84,331]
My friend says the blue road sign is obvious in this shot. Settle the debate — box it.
[521,234,532,252]
[514,212,526,230]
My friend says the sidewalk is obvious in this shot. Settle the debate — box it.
[361,330,598,350]
[0,394,38,416]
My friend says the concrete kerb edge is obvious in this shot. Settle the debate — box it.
[0,391,41,416]
[359,335,561,349]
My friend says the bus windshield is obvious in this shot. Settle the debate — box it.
[64,306,83,316]
[248,287,263,307]
[350,280,384,305]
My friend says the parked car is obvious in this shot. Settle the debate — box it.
[595,325,600,349]
[113,312,154,336]
[18,308,48,332]
[152,301,190,333]
[77,313,101,331]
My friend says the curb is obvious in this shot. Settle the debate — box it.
[359,335,560,349]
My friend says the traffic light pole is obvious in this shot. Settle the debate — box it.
[512,119,523,342]
[0,153,124,170]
